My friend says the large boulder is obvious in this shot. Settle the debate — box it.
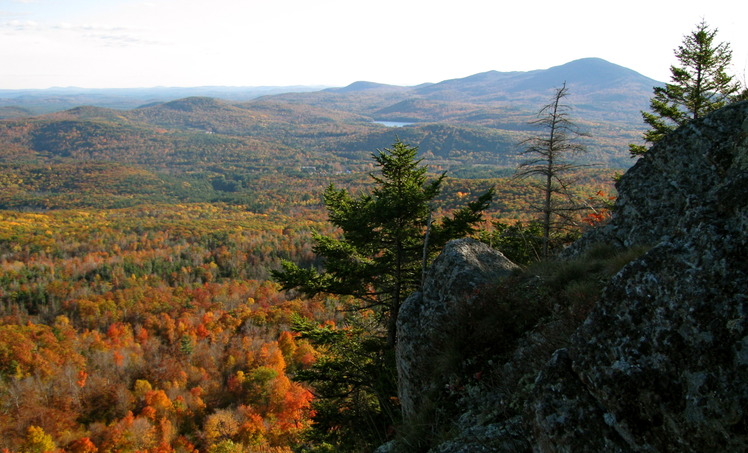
[396,238,518,422]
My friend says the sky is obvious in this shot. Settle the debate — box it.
[1,0,746,89]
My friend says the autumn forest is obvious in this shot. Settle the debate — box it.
[0,59,645,453]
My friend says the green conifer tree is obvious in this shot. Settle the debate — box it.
[631,21,741,156]
[274,139,492,347]
[272,139,492,449]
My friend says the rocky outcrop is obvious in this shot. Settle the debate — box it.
[391,101,748,452]
[396,238,518,423]
[536,232,748,451]
[532,100,748,452]
[568,100,748,253]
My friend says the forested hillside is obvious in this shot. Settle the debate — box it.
[0,95,618,212]
[0,205,335,452]
[0,171,612,453]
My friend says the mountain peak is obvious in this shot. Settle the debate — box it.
[557,57,617,67]
[414,57,659,102]
[325,81,407,94]
[545,57,654,83]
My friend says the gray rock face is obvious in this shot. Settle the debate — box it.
[544,237,748,451]
[396,238,518,422]
[569,100,748,253]
[532,349,634,452]
[392,101,748,452]
[532,101,748,452]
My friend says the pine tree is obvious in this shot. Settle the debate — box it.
[631,21,741,156]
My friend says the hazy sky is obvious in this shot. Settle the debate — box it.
[1,0,746,89]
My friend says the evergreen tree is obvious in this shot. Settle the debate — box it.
[272,139,492,449]
[274,139,492,347]
[517,82,589,258]
[631,21,741,156]
[290,313,397,451]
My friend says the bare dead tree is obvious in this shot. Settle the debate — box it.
[517,82,590,257]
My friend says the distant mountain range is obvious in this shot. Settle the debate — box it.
[1,58,659,120]
[0,85,328,115]
[0,58,662,194]
[265,58,660,127]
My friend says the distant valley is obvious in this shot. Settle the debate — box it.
[0,57,658,210]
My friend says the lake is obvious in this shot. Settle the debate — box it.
[373,120,413,128]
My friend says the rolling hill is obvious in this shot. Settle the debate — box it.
[0,85,327,113]
[0,58,660,209]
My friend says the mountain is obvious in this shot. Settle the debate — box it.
[413,58,655,98]
[414,58,657,111]
[263,58,659,125]
[0,57,663,208]
[324,81,412,94]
